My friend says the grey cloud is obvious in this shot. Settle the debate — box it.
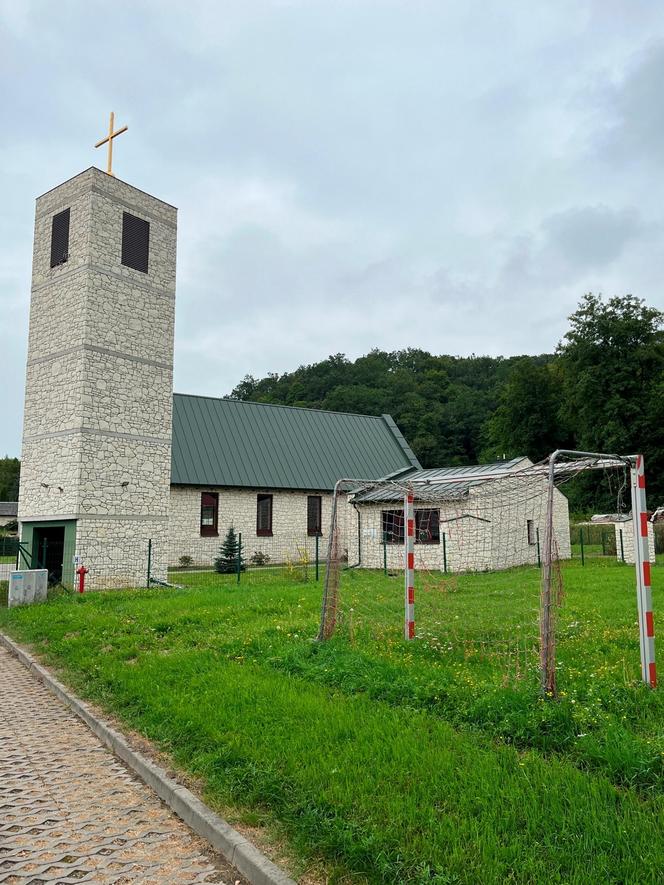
[542,205,644,269]
[3,2,664,455]
[602,42,664,165]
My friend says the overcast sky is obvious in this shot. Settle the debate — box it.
[2,1,664,456]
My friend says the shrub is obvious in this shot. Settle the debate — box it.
[178,555,193,569]
[251,550,271,566]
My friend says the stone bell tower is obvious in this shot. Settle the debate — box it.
[18,166,177,586]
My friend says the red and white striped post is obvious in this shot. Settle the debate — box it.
[631,455,657,688]
[404,491,415,640]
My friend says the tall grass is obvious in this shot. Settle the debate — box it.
[1,559,662,882]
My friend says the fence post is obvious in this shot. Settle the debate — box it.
[619,529,625,563]
[442,532,447,573]
[315,533,319,581]
[580,527,585,566]
[536,527,541,568]
[383,531,388,576]
[146,538,152,588]
[601,530,606,556]
[236,532,242,584]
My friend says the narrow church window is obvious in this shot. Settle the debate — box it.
[307,495,322,535]
[121,211,150,272]
[257,494,273,536]
[200,492,218,536]
[50,208,70,267]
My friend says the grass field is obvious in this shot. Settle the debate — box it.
[1,559,662,882]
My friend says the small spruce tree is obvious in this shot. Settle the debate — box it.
[214,526,246,574]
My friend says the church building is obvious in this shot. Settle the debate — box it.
[17,165,419,586]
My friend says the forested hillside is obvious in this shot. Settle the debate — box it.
[0,457,19,502]
[232,294,664,509]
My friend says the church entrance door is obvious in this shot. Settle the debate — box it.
[32,525,66,585]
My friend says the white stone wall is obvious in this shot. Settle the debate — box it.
[613,520,656,564]
[19,167,176,587]
[167,486,335,569]
[75,518,168,590]
[348,479,571,574]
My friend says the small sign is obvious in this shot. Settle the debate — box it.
[73,554,81,566]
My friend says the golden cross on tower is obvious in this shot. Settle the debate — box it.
[94,111,128,176]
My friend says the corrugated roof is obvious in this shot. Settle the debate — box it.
[354,457,531,503]
[171,394,421,490]
[0,502,18,517]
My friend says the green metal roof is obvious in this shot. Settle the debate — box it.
[171,394,421,490]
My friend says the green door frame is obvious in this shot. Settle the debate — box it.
[20,520,77,587]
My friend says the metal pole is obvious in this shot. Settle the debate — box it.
[147,539,152,588]
[630,456,656,687]
[580,527,585,566]
[536,527,541,568]
[404,491,415,640]
[442,531,447,573]
[620,529,625,563]
[383,531,388,576]
[315,533,319,582]
[237,532,242,584]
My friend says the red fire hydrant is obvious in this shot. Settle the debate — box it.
[76,565,89,594]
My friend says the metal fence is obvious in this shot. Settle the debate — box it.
[1,520,660,605]
[570,522,664,563]
[164,534,326,591]
[570,524,618,561]
[0,532,327,604]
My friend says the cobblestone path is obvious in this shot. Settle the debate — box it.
[0,646,242,884]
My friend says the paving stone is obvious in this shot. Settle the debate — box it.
[0,647,243,884]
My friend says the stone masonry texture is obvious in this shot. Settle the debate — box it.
[19,168,176,584]
[0,644,242,884]
[168,486,336,568]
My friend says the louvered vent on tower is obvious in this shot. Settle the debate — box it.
[121,212,150,273]
[50,208,70,268]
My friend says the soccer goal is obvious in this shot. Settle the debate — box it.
[317,453,656,695]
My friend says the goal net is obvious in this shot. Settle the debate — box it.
[317,453,656,694]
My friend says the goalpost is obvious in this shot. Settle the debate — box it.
[540,451,656,694]
[317,454,657,695]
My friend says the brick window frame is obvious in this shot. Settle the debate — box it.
[257,493,273,536]
[307,495,322,536]
[200,492,219,537]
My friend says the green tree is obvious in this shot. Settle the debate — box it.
[484,359,569,462]
[0,458,20,501]
[558,293,664,507]
[559,294,663,446]
[214,526,246,574]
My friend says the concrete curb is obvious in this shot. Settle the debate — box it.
[0,631,296,885]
